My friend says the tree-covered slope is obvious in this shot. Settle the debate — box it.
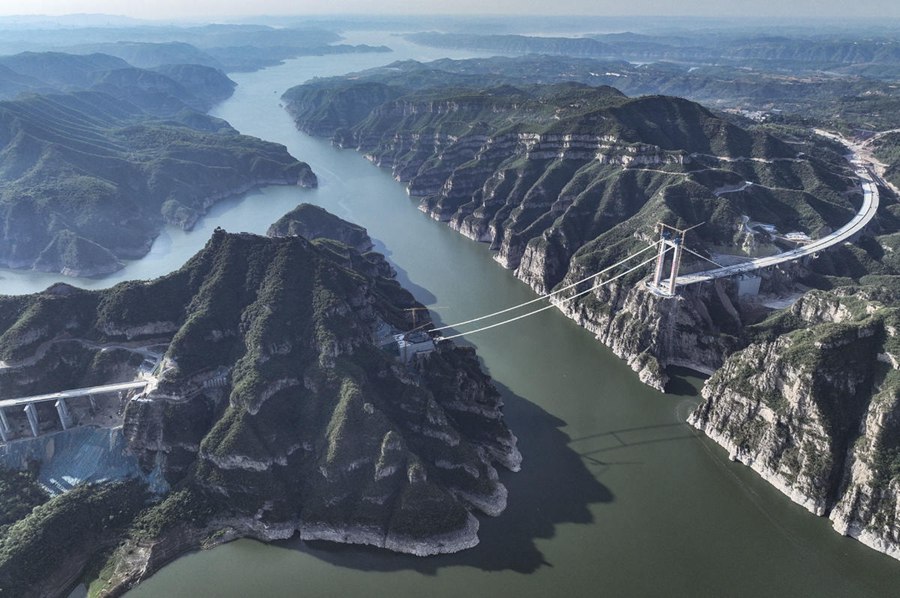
[0,217,520,595]
[0,51,236,112]
[0,85,314,277]
[283,70,859,298]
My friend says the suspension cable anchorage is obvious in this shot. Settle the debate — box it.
[431,239,662,333]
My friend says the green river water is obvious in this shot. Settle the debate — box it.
[33,32,900,597]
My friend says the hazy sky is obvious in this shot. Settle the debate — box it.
[1,0,899,20]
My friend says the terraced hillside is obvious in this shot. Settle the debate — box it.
[0,216,520,596]
[0,53,315,277]
[283,71,860,298]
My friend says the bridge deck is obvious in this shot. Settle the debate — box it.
[676,165,878,286]
[0,380,149,410]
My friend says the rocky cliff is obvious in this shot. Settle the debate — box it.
[0,211,520,596]
[283,70,858,387]
[690,285,900,558]
[279,64,900,564]
[120,229,519,557]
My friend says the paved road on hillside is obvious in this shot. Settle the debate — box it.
[676,164,878,286]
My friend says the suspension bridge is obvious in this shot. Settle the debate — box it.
[427,160,879,342]
[0,142,882,444]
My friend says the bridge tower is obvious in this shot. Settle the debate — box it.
[649,223,687,297]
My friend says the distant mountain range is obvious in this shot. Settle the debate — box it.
[406,31,900,70]
[0,52,315,277]
[0,24,391,73]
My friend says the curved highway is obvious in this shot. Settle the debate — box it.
[676,162,879,286]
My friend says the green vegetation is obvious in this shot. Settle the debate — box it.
[268,203,372,251]
[0,52,314,277]
[284,63,857,295]
[0,212,519,590]
[873,132,900,190]
[0,480,148,598]
[0,468,49,533]
[129,485,215,540]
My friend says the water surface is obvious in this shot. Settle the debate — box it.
[12,31,896,598]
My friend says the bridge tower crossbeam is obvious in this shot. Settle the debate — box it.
[647,223,688,297]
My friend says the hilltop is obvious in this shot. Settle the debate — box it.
[283,70,858,302]
[279,59,900,562]
[0,52,316,277]
[0,213,519,596]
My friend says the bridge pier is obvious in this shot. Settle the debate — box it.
[55,399,73,430]
[89,394,97,413]
[24,403,40,437]
[0,408,9,442]
[737,275,762,297]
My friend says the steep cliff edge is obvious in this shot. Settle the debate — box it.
[690,287,900,557]
[556,277,744,389]
[282,66,857,388]
[120,230,519,557]
[278,61,900,563]
[0,210,520,596]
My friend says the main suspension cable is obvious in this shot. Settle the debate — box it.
[438,253,658,341]
[430,241,660,333]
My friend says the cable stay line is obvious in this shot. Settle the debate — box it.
[438,253,659,341]
[430,241,660,333]
[681,245,726,269]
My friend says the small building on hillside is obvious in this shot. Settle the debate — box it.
[374,320,435,363]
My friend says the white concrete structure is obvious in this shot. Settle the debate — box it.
[0,380,149,411]
[0,380,149,442]
[676,165,879,287]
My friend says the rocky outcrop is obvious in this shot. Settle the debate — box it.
[690,288,900,560]
[0,210,521,596]
[268,203,374,251]
[555,277,741,389]
[118,229,519,556]
[283,73,858,390]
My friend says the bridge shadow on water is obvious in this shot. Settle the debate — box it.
[568,422,698,469]
[280,380,613,574]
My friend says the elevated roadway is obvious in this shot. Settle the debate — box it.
[0,380,149,410]
[676,164,878,286]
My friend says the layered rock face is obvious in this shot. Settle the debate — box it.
[279,64,900,563]
[554,278,744,389]
[121,230,519,556]
[690,288,900,558]
[0,213,519,565]
[0,52,316,277]
[283,70,857,387]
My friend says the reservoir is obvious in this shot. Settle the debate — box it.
[10,33,900,597]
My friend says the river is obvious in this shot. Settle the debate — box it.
[28,32,900,597]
